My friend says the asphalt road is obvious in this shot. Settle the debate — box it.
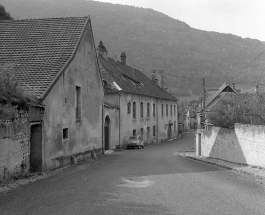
[0,132,265,215]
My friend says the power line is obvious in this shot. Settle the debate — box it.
[233,49,265,78]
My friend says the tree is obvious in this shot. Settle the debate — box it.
[207,93,265,128]
[0,4,13,20]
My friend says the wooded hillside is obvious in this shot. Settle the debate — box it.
[2,0,265,97]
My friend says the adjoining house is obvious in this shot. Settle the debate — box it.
[97,41,179,149]
[184,101,199,130]
[196,82,237,128]
[0,16,104,178]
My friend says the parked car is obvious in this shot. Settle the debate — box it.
[127,136,144,149]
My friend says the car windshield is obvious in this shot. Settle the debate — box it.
[130,136,136,140]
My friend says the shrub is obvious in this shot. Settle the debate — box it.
[207,93,265,128]
[0,65,37,105]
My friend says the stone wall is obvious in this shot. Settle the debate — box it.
[196,123,265,168]
[0,105,43,181]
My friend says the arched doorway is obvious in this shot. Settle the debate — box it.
[104,116,110,150]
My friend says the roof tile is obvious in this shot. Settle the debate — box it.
[99,55,177,101]
[0,17,89,98]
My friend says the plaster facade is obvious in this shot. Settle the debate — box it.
[42,22,104,170]
[105,93,178,148]
[104,105,120,150]
[196,123,265,168]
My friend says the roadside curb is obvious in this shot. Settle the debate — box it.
[183,154,233,170]
[179,152,265,181]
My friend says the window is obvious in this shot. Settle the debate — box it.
[127,101,131,113]
[133,102,136,119]
[174,105,176,115]
[174,121,176,130]
[76,86,81,120]
[133,129,136,137]
[162,104,164,117]
[170,105,172,115]
[153,103,155,117]
[153,126,156,136]
[147,103,150,117]
[140,102,143,118]
[166,104,168,116]
[63,128,69,141]
[140,128,144,139]
[147,127,150,138]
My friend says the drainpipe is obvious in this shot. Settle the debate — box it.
[118,92,121,149]
[156,98,159,143]
[102,102,104,155]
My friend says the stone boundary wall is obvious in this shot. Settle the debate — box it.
[0,105,43,182]
[196,123,265,168]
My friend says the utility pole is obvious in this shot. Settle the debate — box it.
[200,78,206,129]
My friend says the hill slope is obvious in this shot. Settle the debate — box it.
[2,0,265,96]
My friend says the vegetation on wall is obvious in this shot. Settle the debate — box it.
[0,65,37,105]
[207,93,265,128]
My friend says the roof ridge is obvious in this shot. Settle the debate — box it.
[99,54,177,101]
[0,16,89,22]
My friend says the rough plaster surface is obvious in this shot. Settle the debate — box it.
[197,124,265,168]
[0,109,30,181]
[118,94,178,148]
[43,23,104,170]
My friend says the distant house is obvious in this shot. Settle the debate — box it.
[196,82,237,128]
[0,17,104,174]
[97,41,179,149]
[184,101,199,130]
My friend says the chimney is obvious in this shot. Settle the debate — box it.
[157,70,164,89]
[97,41,108,61]
[151,70,158,84]
[114,55,118,63]
[255,85,259,94]
[97,41,104,55]
[121,51,126,66]
[232,82,235,90]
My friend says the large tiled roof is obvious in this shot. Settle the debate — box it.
[0,17,89,98]
[99,55,177,101]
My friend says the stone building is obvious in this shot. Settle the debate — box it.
[0,17,104,176]
[97,42,179,149]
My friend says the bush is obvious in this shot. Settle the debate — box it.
[207,93,265,128]
[0,65,37,105]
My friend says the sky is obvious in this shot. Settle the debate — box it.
[96,0,265,41]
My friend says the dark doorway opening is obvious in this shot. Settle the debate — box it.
[168,123,172,139]
[30,124,42,172]
[104,116,110,150]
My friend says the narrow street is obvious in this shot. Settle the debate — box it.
[0,132,265,215]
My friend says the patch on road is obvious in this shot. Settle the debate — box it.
[116,177,153,188]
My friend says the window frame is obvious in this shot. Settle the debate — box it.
[147,103,150,117]
[76,86,81,121]
[127,101,131,114]
[133,102,136,119]
[62,127,69,142]
[140,102,144,118]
